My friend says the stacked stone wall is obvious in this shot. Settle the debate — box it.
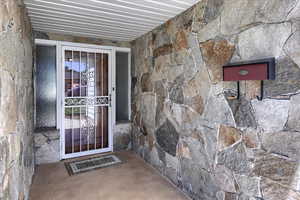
[131,1,300,199]
[0,0,34,199]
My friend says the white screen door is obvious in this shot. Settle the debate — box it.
[61,46,112,159]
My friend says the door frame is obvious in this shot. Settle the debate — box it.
[35,39,131,160]
[61,45,113,159]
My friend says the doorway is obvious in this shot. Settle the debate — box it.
[34,39,131,161]
[61,46,112,159]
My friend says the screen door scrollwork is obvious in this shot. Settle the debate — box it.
[63,49,110,156]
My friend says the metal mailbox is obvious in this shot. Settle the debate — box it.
[223,58,275,100]
[223,58,275,81]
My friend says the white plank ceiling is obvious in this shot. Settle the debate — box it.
[24,0,200,41]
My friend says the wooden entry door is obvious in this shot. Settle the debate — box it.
[61,46,112,159]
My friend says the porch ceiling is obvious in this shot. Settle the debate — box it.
[24,0,200,41]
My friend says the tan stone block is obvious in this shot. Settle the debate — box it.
[147,134,154,151]
[174,30,188,51]
[245,80,261,100]
[253,152,300,190]
[218,125,242,151]
[177,140,191,159]
[242,131,259,149]
[0,1,9,32]
[153,44,174,58]
[200,39,235,83]
[0,70,17,135]
[261,178,300,200]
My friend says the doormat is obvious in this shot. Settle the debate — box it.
[65,155,122,176]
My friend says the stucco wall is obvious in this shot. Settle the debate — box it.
[131,0,300,199]
[0,0,34,199]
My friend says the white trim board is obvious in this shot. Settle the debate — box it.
[35,39,131,52]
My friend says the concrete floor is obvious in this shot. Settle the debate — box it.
[30,151,189,200]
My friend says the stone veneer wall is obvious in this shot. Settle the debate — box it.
[113,123,132,151]
[131,1,300,199]
[34,129,60,165]
[0,0,34,199]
